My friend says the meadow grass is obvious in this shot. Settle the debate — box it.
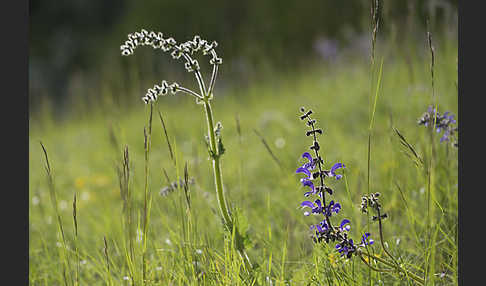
[29,37,457,285]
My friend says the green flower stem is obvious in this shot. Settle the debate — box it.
[203,100,232,226]
[202,99,252,269]
[376,211,400,269]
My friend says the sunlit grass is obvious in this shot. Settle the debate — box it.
[29,39,457,285]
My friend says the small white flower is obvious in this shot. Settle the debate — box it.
[195,249,203,255]
[81,191,90,201]
[275,137,286,149]
[123,276,130,281]
[435,272,446,278]
[136,229,143,242]
[59,200,68,210]
[32,196,40,206]
[419,187,425,195]
[165,238,172,245]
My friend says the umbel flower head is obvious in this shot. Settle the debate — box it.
[297,107,373,259]
[120,29,222,105]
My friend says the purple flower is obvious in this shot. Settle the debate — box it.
[310,219,329,233]
[301,152,315,169]
[339,219,351,232]
[418,106,457,146]
[336,239,355,257]
[443,112,456,124]
[296,152,319,195]
[360,232,374,246]
[329,163,345,180]
[296,166,311,179]
[301,199,323,216]
[335,243,347,255]
[301,180,315,197]
[440,130,451,142]
[296,153,314,177]
[324,200,341,216]
[301,199,341,217]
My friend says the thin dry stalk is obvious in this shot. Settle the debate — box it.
[158,108,175,164]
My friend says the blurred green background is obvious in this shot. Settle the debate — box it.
[30,0,457,119]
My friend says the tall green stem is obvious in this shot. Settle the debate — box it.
[203,100,252,269]
[203,101,232,226]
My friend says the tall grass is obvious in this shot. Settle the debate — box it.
[30,33,457,284]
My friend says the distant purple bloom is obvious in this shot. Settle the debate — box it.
[440,130,450,142]
[313,37,339,62]
[443,112,456,124]
[418,106,457,146]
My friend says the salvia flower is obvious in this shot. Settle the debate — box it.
[324,200,341,216]
[335,239,356,258]
[329,162,345,180]
[296,107,373,259]
[339,219,351,232]
[301,200,323,216]
[360,232,375,246]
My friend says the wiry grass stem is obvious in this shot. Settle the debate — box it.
[376,209,400,267]
[40,142,73,286]
[142,104,154,284]
[72,193,80,286]
[359,252,424,285]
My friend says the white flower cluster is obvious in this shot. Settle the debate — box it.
[142,80,179,104]
[120,29,223,104]
[120,29,222,72]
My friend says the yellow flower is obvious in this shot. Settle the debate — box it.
[74,177,86,189]
[92,175,109,187]
[328,252,337,267]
